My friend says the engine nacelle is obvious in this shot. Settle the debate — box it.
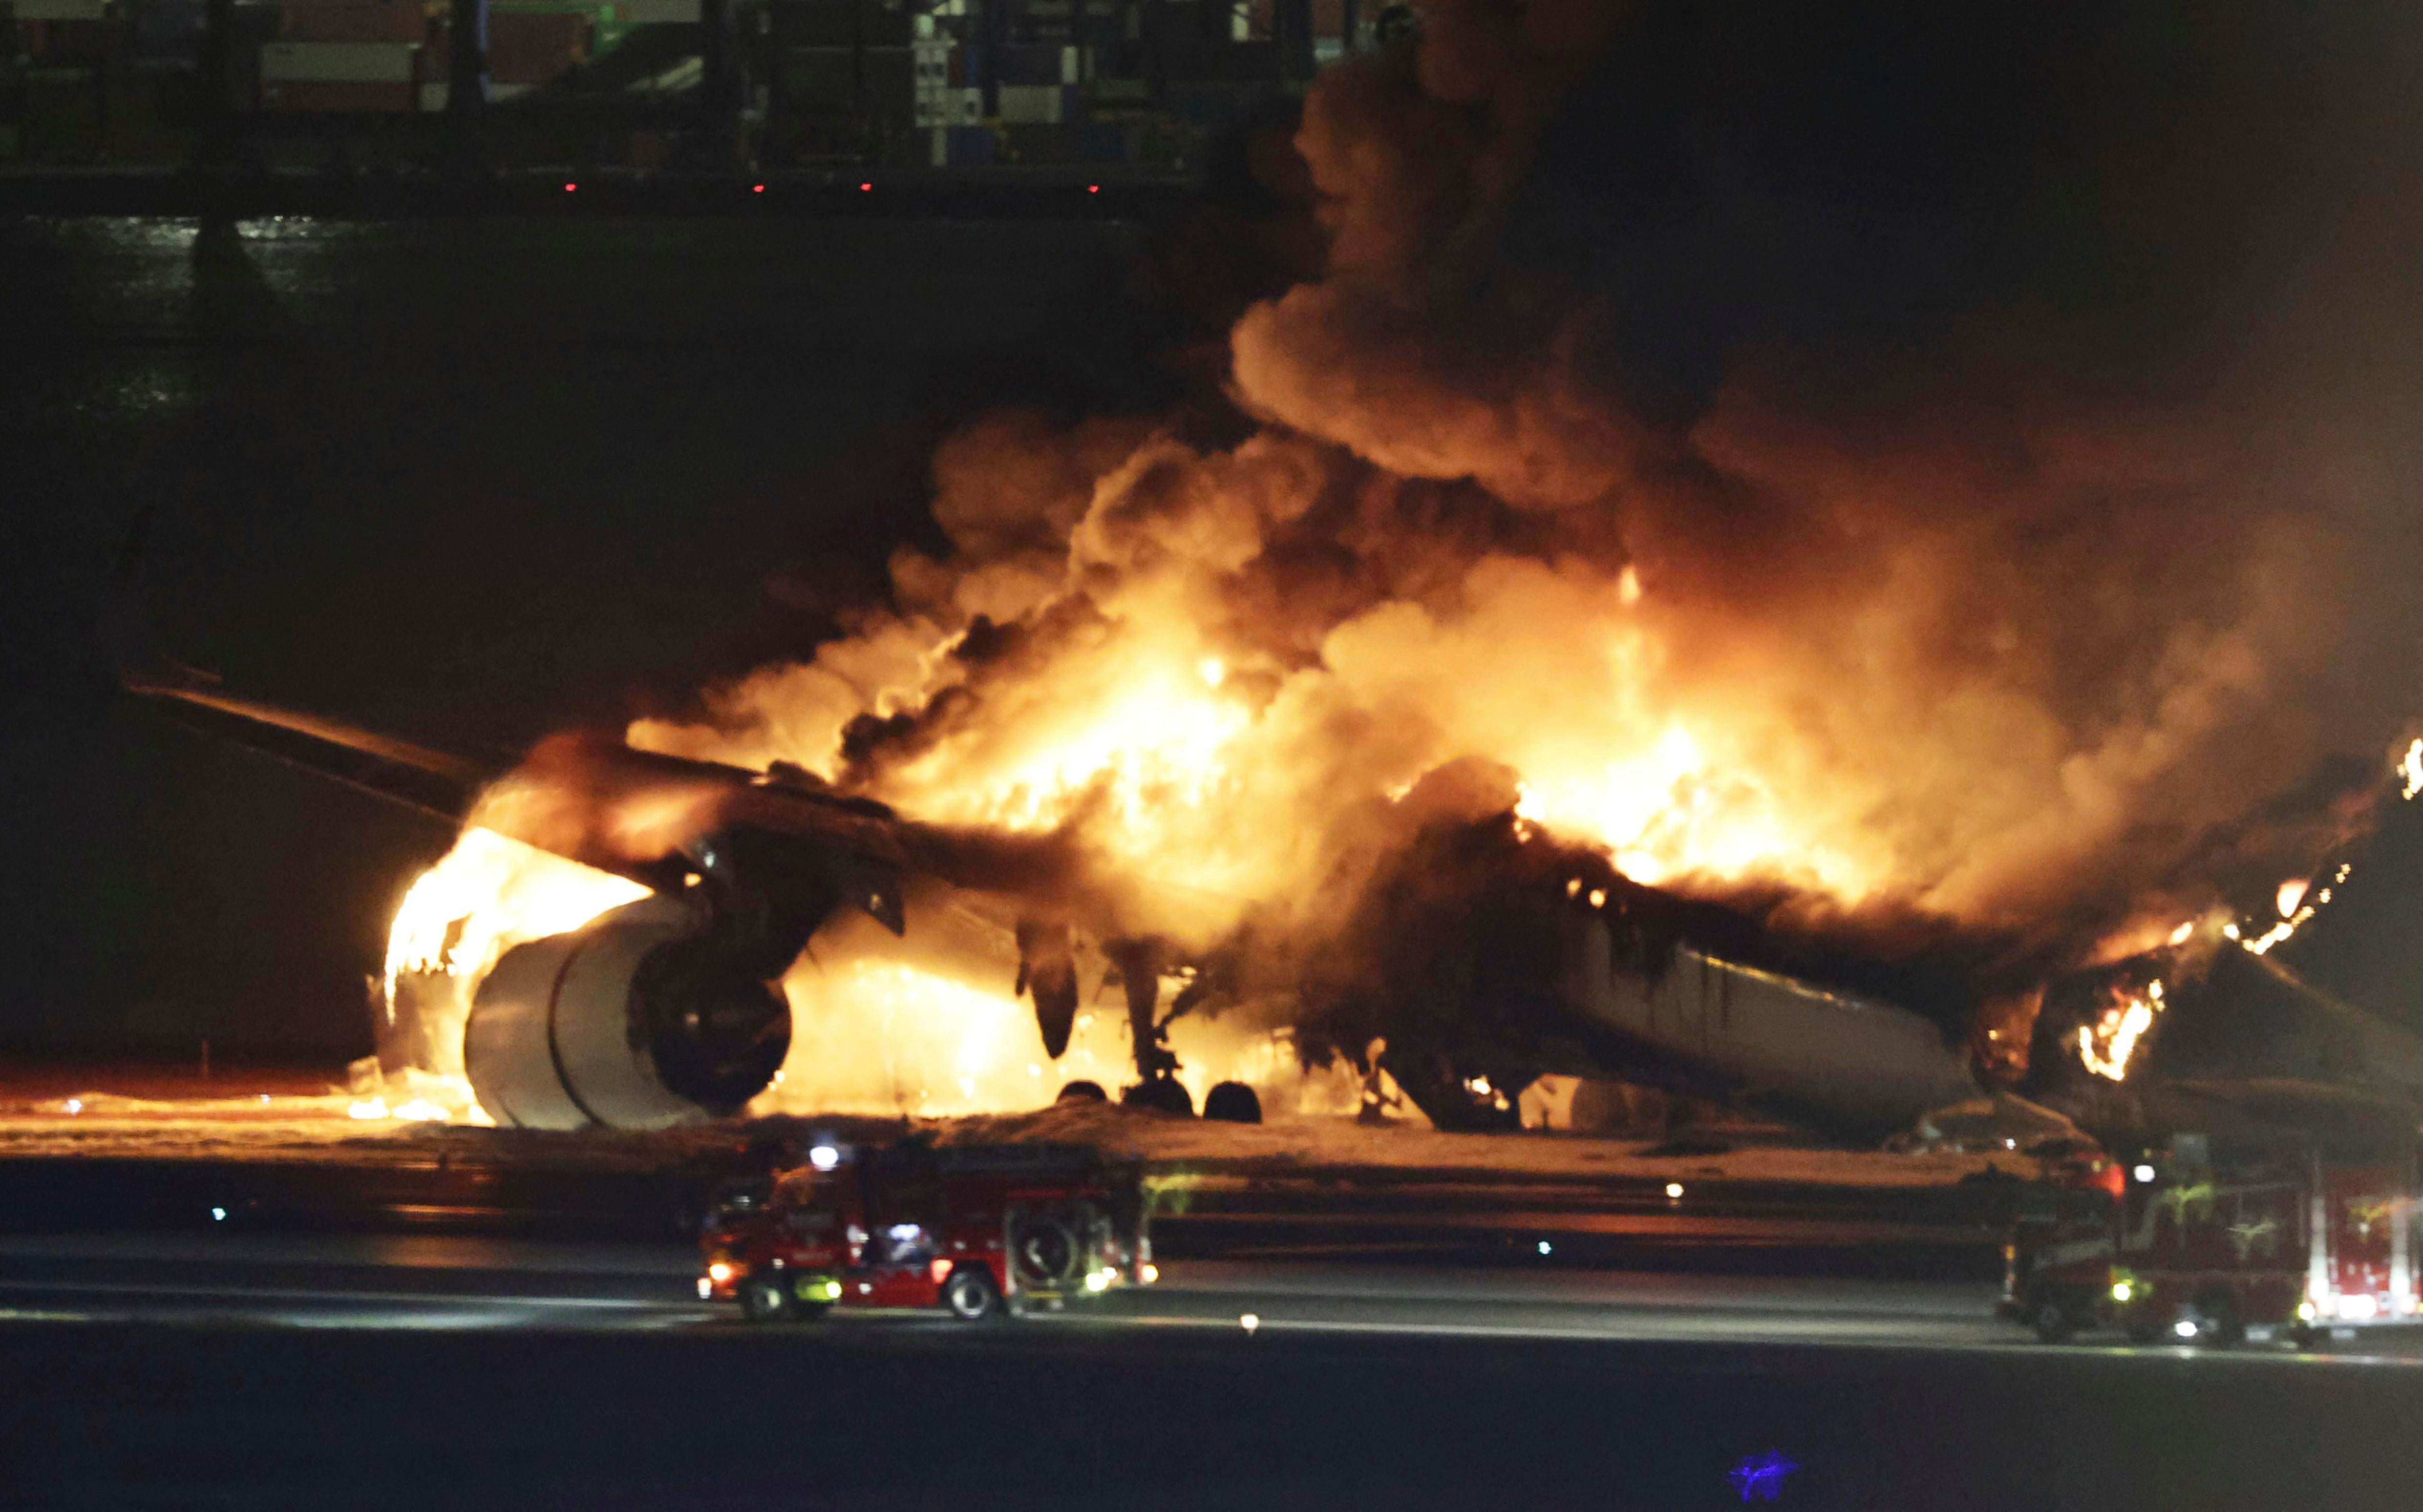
[464,898,791,1130]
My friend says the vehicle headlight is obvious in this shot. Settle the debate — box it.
[1084,1269,1110,1292]
[2110,1281,2133,1303]
[2297,1300,2318,1322]
[1141,1263,1159,1285]
[707,1261,734,1284]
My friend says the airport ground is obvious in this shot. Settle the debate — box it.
[2,1215,2419,1511]
[0,1070,2408,1512]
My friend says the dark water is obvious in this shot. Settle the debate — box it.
[2,214,1165,1058]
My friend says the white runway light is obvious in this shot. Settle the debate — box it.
[1665,1183,1684,1199]
[1537,1240,1552,1256]
[1239,1313,1260,1334]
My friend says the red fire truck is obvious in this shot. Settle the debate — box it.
[699,1138,1153,1323]
[2002,1129,2420,1347]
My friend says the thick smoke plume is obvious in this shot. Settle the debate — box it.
[636,0,2423,1040]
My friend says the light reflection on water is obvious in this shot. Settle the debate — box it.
[95,363,194,418]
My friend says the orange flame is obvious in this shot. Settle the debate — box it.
[2076,979,2163,1081]
[380,826,648,1110]
[765,955,1350,1118]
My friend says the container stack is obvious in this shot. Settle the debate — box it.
[259,0,428,113]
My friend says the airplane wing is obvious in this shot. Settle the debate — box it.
[122,657,496,828]
[120,645,1112,1057]
[122,649,1091,901]
[109,515,1168,1126]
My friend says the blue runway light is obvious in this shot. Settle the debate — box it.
[1729,1450,1799,1503]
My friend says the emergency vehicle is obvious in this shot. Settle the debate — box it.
[699,1137,1153,1323]
[2002,1128,2420,1347]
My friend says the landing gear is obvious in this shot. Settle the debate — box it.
[1384,1050,1528,1133]
[1033,936,1253,1124]
[1122,1075,1194,1116]
[1203,1081,1262,1124]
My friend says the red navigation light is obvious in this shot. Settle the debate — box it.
[753,183,766,194]
[1087,184,1100,193]
[563,182,577,193]
[859,181,873,192]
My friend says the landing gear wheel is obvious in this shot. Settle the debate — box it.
[1123,1076,1194,1116]
[1056,1079,1108,1105]
[739,1275,790,1323]
[2030,1296,2076,1345]
[1203,1081,1262,1124]
[942,1264,1002,1322]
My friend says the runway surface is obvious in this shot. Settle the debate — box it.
[2,1230,2420,1511]
[0,1230,2339,1357]
[0,1132,2013,1281]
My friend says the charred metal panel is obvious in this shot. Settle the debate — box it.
[1561,914,1978,1138]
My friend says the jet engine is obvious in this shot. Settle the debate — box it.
[464,897,791,1130]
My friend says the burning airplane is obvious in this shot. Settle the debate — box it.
[126,0,2423,1137]
[128,653,1996,1134]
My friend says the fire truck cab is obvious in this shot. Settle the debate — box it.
[2002,1127,2421,1347]
[700,1137,1152,1323]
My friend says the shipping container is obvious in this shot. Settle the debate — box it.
[280,0,429,45]
[608,0,700,21]
[485,11,590,84]
[12,0,110,21]
[259,79,420,110]
[925,122,996,167]
[993,82,1068,123]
